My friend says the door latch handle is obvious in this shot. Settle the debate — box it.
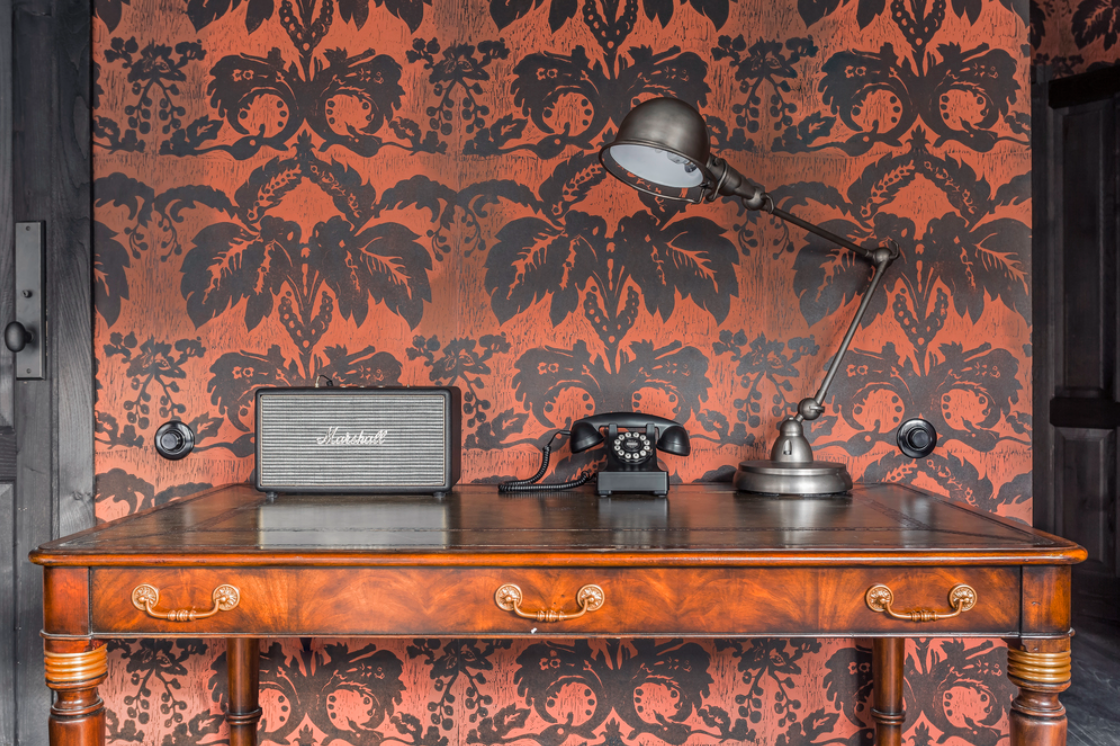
[12,222,44,378]
[4,321,32,352]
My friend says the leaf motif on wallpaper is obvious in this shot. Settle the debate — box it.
[467,639,750,746]
[1072,0,1120,49]
[779,130,1030,377]
[922,213,1030,322]
[793,219,893,329]
[183,0,429,33]
[174,135,437,383]
[799,0,1025,29]
[486,214,599,327]
[491,0,736,35]
[210,641,415,746]
[798,0,885,28]
[775,42,1021,155]
[313,217,433,329]
[484,170,737,335]
[617,212,739,324]
[94,0,131,31]
[94,222,131,327]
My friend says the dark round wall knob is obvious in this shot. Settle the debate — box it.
[155,420,195,460]
[4,321,32,353]
[897,419,937,458]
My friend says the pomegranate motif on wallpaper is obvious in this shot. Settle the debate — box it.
[91,0,1032,743]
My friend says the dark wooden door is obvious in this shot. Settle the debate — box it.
[1034,65,1120,623]
[1,0,94,740]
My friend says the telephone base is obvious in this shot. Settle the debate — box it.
[596,470,669,497]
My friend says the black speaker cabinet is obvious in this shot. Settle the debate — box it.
[254,387,461,495]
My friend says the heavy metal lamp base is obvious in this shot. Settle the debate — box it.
[733,459,853,496]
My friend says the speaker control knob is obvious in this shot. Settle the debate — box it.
[897,419,937,458]
[155,420,195,460]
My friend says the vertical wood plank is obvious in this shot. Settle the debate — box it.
[11,0,93,739]
[0,485,15,746]
[0,0,18,734]
[49,0,93,541]
[1031,65,1056,535]
[11,0,55,736]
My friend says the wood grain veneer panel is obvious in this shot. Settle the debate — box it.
[91,565,1019,637]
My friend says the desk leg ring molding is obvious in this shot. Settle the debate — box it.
[44,643,109,745]
[44,646,109,687]
[1007,644,1072,746]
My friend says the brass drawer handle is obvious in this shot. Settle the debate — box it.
[494,583,605,622]
[131,584,240,622]
[865,583,977,622]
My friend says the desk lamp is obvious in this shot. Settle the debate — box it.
[599,97,899,496]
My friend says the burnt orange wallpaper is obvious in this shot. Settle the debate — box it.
[1033,0,1120,75]
[91,0,1033,743]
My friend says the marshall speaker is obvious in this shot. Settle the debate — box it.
[255,386,461,495]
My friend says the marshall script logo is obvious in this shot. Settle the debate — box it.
[316,427,389,446]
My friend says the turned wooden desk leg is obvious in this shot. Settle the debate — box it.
[44,641,108,746]
[1007,637,1072,746]
[872,637,906,746]
[227,638,262,746]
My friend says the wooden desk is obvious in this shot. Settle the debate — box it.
[31,482,1085,746]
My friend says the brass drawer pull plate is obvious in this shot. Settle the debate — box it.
[494,583,605,622]
[865,583,977,622]
[131,583,240,622]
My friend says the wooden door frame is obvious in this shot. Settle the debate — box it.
[3,0,94,739]
[1032,62,1120,622]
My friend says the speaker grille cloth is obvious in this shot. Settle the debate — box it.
[259,394,447,487]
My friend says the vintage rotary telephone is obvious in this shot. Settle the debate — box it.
[500,412,690,496]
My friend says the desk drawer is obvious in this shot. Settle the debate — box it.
[90,566,1021,637]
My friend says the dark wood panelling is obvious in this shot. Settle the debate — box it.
[8,0,93,738]
[0,0,16,739]
[1033,65,1120,626]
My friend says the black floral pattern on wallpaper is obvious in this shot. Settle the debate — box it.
[97,638,949,746]
[92,0,1034,743]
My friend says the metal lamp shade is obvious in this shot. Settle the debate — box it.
[600,98,713,202]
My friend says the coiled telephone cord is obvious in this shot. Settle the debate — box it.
[498,430,595,493]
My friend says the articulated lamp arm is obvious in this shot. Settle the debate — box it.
[599,96,903,494]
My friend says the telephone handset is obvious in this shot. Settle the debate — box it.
[500,412,690,496]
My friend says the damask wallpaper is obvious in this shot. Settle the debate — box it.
[1032,0,1120,76]
[90,0,1033,743]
